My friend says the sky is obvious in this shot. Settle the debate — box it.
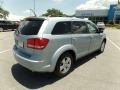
[1,0,118,20]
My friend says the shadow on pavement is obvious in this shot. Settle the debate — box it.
[74,51,101,69]
[11,51,101,89]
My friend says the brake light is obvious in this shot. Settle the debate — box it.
[27,38,49,50]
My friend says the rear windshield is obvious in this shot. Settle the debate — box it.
[18,20,44,35]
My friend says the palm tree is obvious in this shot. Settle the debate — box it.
[0,7,9,19]
[2,10,9,19]
[0,0,9,19]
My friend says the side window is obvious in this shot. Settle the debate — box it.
[72,21,88,34]
[87,22,98,33]
[52,21,71,35]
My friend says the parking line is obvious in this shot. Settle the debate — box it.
[108,38,120,51]
[0,49,11,54]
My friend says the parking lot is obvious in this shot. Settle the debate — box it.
[0,28,120,90]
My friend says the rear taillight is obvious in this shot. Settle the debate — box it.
[27,38,49,50]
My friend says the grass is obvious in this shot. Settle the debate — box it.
[115,24,120,29]
[106,24,120,29]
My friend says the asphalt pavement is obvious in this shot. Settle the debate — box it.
[0,28,120,90]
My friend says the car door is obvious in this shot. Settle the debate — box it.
[71,21,91,58]
[86,22,102,52]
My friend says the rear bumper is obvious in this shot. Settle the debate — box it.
[13,47,53,72]
[98,26,105,29]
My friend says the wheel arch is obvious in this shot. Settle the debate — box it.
[62,50,76,64]
[103,38,106,43]
[50,45,77,72]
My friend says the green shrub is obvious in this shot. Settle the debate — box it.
[106,22,120,29]
[106,24,115,27]
[115,24,120,29]
[107,21,114,25]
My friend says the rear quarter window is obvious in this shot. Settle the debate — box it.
[18,20,44,35]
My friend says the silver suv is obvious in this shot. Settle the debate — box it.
[13,17,106,77]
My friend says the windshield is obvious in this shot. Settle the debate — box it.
[17,20,44,35]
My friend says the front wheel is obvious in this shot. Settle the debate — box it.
[54,53,73,77]
[99,41,106,53]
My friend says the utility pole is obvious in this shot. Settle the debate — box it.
[33,0,37,17]
[0,0,3,7]
[34,0,35,13]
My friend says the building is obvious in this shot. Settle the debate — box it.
[75,4,120,24]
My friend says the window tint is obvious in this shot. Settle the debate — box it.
[87,22,98,33]
[18,20,44,35]
[72,21,88,34]
[52,21,71,35]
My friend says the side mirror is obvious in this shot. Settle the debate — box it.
[98,28,104,33]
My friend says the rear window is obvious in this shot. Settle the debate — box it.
[18,20,44,35]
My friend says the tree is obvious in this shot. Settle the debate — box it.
[42,8,68,17]
[0,8,9,19]
[0,0,9,19]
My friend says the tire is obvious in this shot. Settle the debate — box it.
[54,52,73,77]
[12,29,15,31]
[99,41,106,53]
[2,28,6,32]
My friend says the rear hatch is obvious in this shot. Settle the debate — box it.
[14,18,46,57]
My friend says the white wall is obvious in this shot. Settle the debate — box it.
[75,9,108,17]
